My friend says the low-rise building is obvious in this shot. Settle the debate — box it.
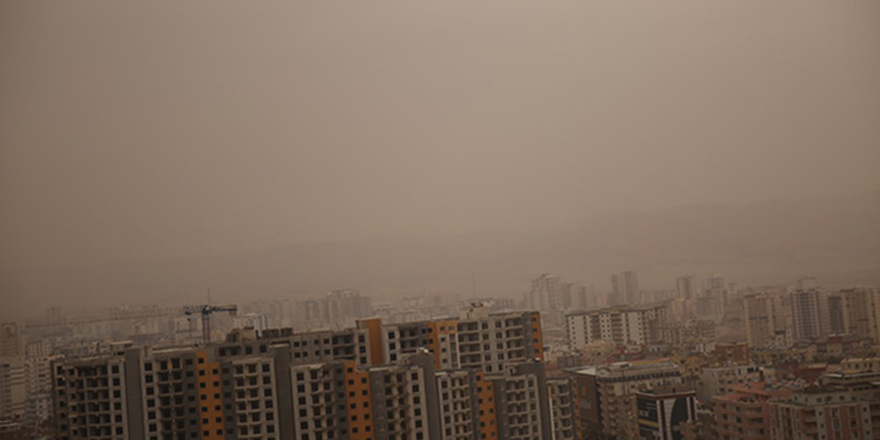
[715,342,750,365]
[695,364,762,404]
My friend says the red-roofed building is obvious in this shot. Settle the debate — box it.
[713,382,798,440]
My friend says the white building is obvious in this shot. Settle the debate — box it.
[565,306,667,351]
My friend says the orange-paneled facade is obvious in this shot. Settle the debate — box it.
[360,318,385,366]
[529,312,545,361]
[196,351,225,440]
[344,360,375,440]
[475,371,498,440]
[427,319,459,370]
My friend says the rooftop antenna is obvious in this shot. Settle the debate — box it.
[207,287,211,305]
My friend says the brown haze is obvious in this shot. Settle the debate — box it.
[1,0,879,319]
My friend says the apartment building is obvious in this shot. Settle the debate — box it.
[54,343,294,440]
[547,377,577,440]
[382,309,544,375]
[821,357,880,396]
[677,276,699,302]
[487,362,551,440]
[217,327,371,369]
[0,357,26,421]
[566,305,667,351]
[0,323,24,358]
[382,321,432,366]
[658,320,716,347]
[457,311,544,374]
[569,360,684,440]
[231,353,288,440]
[713,382,796,440]
[744,292,789,349]
[768,388,874,440]
[695,365,762,404]
[366,355,437,440]
[289,361,350,440]
[790,289,830,343]
[839,289,875,340]
[636,384,696,440]
[435,369,475,440]
[526,274,563,312]
[52,355,129,440]
[611,271,640,306]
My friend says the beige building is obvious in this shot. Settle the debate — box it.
[569,360,684,440]
[838,288,880,341]
[695,364,762,404]
[0,323,24,358]
[769,388,874,440]
[744,292,789,349]
[0,357,26,420]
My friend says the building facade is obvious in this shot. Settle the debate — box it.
[51,312,567,440]
[566,306,667,351]
[636,384,696,440]
[768,388,874,440]
[569,360,685,440]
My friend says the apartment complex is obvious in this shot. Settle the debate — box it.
[565,305,667,351]
[51,309,570,440]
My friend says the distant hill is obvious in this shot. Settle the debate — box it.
[3,191,878,319]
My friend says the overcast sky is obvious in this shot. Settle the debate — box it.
[1,0,878,269]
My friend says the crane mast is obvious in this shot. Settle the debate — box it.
[183,304,238,344]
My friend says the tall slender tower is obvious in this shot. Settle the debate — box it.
[611,271,640,305]
[676,276,697,301]
[790,289,829,342]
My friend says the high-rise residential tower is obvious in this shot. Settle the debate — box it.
[611,271,639,306]
[676,276,698,301]
[790,289,830,342]
[526,274,562,311]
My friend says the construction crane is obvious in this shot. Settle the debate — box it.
[183,304,238,344]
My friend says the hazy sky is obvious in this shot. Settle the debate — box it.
[2,0,879,268]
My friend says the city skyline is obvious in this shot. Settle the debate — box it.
[1,0,879,438]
